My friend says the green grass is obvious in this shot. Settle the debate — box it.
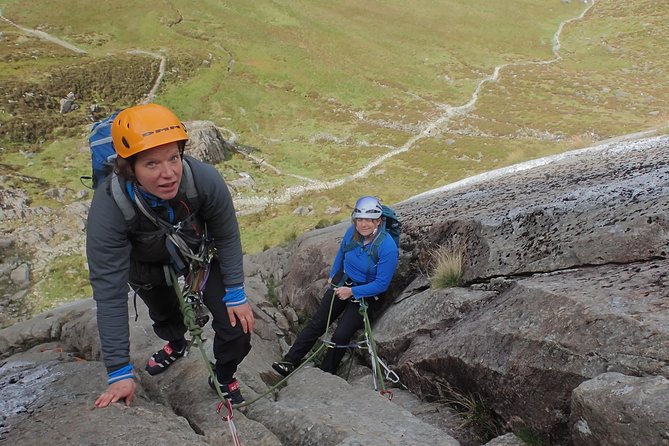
[516,428,550,446]
[265,274,279,307]
[432,379,503,442]
[2,136,90,206]
[34,253,91,312]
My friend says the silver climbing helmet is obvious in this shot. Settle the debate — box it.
[352,196,383,219]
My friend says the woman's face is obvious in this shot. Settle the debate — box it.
[355,218,382,238]
[133,142,183,199]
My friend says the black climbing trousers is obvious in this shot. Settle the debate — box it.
[285,285,382,374]
[133,259,252,384]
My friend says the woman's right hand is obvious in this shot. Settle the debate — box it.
[95,379,137,408]
[334,286,353,300]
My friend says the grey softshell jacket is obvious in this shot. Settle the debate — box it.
[86,156,243,370]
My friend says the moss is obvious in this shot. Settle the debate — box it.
[34,254,91,312]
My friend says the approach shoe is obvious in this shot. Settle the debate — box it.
[145,342,185,376]
[208,376,246,405]
[271,360,296,377]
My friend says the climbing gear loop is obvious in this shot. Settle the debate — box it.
[217,400,242,446]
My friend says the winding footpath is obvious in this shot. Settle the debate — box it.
[233,1,601,213]
[0,10,167,106]
[0,9,86,54]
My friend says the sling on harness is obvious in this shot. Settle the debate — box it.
[357,298,401,398]
[320,292,402,399]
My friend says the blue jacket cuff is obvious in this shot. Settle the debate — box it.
[107,364,135,385]
[223,286,248,307]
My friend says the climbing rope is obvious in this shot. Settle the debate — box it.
[169,266,243,444]
[230,287,339,408]
[358,299,402,399]
[171,274,403,420]
[248,286,403,404]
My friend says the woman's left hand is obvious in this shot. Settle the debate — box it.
[334,286,353,300]
[228,302,255,334]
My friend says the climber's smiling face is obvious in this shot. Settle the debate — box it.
[133,142,183,200]
[355,217,382,239]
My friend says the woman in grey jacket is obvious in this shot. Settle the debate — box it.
[87,103,254,408]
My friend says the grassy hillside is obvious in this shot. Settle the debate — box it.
[1,0,668,310]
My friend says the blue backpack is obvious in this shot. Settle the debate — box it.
[343,204,402,264]
[82,110,120,189]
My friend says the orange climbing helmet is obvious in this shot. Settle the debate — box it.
[111,103,188,159]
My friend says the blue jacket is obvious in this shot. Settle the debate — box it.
[328,225,399,299]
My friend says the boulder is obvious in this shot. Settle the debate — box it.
[570,372,669,446]
[245,367,460,446]
[184,120,236,164]
[370,136,669,443]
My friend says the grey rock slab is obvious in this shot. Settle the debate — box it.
[244,367,460,446]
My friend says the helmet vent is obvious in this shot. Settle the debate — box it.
[122,136,130,148]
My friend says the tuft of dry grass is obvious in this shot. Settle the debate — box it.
[430,246,464,289]
[568,132,598,149]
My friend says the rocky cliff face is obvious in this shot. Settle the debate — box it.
[1,135,668,445]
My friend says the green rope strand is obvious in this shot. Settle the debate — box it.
[169,269,229,405]
[359,299,386,392]
[234,287,338,408]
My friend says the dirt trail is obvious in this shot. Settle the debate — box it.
[232,1,601,213]
[128,49,167,104]
[0,9,87,54]
[0,10,167,106]
[7,2,659,216]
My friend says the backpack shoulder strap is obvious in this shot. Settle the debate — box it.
[110,172,137,224]
[181,158,198,203]
[368,230,387,265]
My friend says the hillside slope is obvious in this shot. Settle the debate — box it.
[0,0,668,322]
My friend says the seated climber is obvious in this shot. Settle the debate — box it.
[272,196,399,376]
